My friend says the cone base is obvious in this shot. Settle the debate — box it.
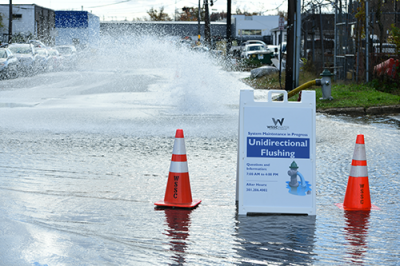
[335,203,380,211]
[154,199,201,209]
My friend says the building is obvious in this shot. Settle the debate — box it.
[270,26,287,46]
[0,4,55,45]
[55,11,100,48]
[232,15,279,44]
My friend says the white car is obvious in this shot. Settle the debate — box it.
[240,40,267,56]
[55,45,77,69]
[241,44,272,60]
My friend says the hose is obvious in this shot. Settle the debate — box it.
[273,79,321,101]
[287,80,317,98]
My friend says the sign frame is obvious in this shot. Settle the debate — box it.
[236,89,316,215]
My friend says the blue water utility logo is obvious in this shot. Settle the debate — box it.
[247,137,310,158]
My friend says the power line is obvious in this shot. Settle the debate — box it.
[88,0,132,8]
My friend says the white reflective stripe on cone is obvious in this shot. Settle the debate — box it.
[352,144,367,160]
[349,165,368,177]
[172,139,186,155]
[169,161,189,173]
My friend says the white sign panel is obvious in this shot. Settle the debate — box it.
[279,16,285,31]
[237,90,316,215]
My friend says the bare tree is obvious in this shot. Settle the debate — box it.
[147,6,172,21]
[180,6,204,21]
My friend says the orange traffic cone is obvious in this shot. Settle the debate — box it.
[336,134,379,210]
[155,129,201,208]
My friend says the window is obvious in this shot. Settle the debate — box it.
[12,14,22,20]
[239,29,262,36]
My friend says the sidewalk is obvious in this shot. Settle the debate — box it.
[317,105,400,116]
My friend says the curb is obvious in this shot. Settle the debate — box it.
[317,105,400,116]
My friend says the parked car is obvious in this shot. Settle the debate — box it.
[241,44,269,59]
[28,40,47,49]
[55,45,77,69]
[241,44,274,65]
[35,48,51,72]
[240,40,267,57]
[191,46,210,53]
[0,47,19,79]
[47,48,63,71]
[7,43,38,76]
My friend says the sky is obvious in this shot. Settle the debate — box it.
[10,0,286,21]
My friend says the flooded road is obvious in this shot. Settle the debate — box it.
[1,37,400,265]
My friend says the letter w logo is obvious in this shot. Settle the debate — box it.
[272,118,284,126]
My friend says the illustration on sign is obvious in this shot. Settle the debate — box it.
[287,161,312,196]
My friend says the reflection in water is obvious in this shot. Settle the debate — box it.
[234,215,316,264]
[344,211,371,264]
[160,208,193,265]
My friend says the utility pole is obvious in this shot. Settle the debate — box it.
[334,0,338,80]
[295,0,301,88]
[198,0,201,42]
[226,0,232,56]
[8,0,12,43]
[204,0,211,47]
[319,5,325,69]
[285,0,296,91]
[366,0,369,83]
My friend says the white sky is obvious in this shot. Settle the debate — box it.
[10,0,286,21]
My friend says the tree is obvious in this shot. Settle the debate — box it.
[147,6,172,21]
[179,6,204,21]
[389,24,400,55]
[235,8,259,16]
[210,11,227,21]
[376,0,384,53]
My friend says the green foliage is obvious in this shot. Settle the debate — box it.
[389,24,400,55]
[370,73,400,95]
[241,58,262,68]
[10,32,35,44]
[301,58,315,73]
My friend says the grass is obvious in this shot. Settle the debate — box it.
[242,70,400,110]
[315,84,400,109]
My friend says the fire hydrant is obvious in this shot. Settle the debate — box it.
[288,161,299,187]
[320,69,334,100]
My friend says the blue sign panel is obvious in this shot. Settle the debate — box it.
[55,11,88,28]
[247,137,310,159]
